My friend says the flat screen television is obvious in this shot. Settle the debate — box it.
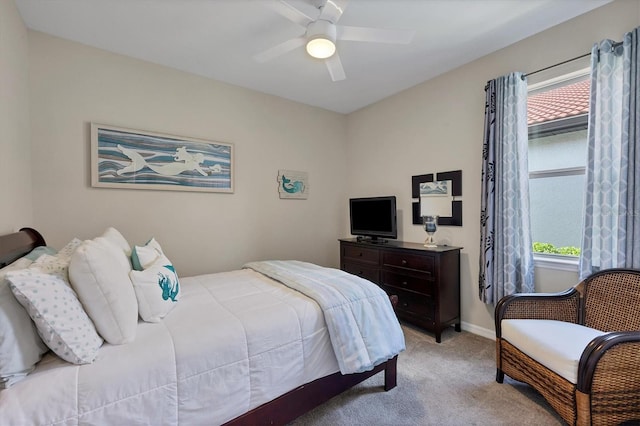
[349,196,397,242]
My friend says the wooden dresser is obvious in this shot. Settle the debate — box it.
[339,238,462,343]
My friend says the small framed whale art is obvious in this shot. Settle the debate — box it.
[277,170,308,199]
[91,123,233,193]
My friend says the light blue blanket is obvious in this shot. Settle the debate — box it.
[243,260,405,374]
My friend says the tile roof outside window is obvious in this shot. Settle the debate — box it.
[527,79,590,125]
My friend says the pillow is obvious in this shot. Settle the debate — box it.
[68,237,138,344]
[31,253,71,281]
[56,238,83,260]
[130,254,180,322]
[6,270,103,365]
[131,238,163,271]
[24,245,57,261]
[29,238,83,281]
[101,227,132,257]
[0,257,49,389]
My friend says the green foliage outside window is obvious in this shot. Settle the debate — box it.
[532,242,580,256]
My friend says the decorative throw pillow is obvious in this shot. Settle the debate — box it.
[68,237,138,344]
[0,257,49,389]
[31,253,71,281]
[24,245,57,261]
[56,238,83,260]
[129,254,180,322]
[6,269,103,365]
[131,238,163,271]
[28,237,83,282]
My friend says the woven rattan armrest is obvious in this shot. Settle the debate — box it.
[577,331,640,393]
[494,288,581,338]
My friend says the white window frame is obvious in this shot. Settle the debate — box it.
[528,69,590,272]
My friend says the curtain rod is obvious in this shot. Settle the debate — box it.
[522,41,624,79]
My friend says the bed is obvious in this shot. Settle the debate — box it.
[0,227,403,425]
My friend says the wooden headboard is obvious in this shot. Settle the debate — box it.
[0,228,46,268]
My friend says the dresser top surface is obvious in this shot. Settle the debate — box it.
[339,238,462,253]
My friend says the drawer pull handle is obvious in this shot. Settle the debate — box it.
[401,259,407,265]
[402,281,408,286]
[402,302,409,308]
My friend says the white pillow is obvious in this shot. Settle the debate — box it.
[0,257,49,389]
[69,237,138,344]
[130,254,180,322]
[131,238,163,271]
[6,269,103,365]
[101,227,132,257]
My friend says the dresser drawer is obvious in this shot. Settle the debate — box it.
[342,261,380,283]
[342,245,379,265]
[340,239,460,343]
[382,285,434,321]
[382,251,435,275]
[381,270,433,295]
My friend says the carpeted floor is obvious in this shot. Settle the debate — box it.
[292,324,564,425]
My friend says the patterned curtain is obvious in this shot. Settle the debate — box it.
[580,28,640,278]
[479,72,534,305]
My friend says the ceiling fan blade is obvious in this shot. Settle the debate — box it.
[338,25,415,44]
[254,37,306,63]
[270,0,314,28]
[318,0,349,24]
[325,53,346,82]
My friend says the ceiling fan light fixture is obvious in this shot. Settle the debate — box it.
[305,20,337,59]
[306,37,335,59]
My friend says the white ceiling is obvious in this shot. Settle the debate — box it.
[15,0,611,114]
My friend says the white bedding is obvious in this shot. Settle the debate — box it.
[0,269,340,425]
[244,260,405,374]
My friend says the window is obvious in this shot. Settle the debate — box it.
[527,71,590,261]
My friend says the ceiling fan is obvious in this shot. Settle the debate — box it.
[254,0,415,82]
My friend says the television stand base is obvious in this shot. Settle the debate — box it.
[356,236,388,244]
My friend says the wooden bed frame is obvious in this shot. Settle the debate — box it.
[0,227,398,426]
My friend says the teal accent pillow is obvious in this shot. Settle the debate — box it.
[131,238,163,271]
[24,246,57,261]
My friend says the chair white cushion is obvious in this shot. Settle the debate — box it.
[69,237,138,344]
[502,319,607,384]
[6,269,103,365]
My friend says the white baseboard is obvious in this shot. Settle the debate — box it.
[460,321,495,341]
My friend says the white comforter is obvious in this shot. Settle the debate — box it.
[244,261,406,374]
[0,269,340,425]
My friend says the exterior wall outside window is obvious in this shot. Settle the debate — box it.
[528,129,587,249]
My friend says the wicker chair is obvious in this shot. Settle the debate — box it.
[495,268,640,426]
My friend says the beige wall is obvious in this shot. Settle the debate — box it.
[346,0,640,335]
[0,0,33,234]
[5,0,640,334]
[27,32,348,276]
